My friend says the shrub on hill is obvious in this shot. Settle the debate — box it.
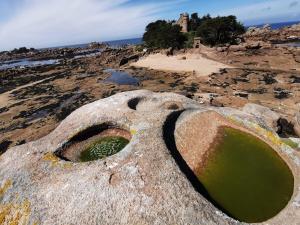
[143,20,187,49]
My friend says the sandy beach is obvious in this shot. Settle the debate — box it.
[131,53,232,76]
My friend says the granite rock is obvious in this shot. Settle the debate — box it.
[1,90,299,225]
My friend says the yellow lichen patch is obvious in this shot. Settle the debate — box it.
[0,180,12,198]
[42,153,59,166]
[249,122,282,146]
[0,200,31,225]
[130,129,137,136]
[227,115,283,147]
[43,152,73,169]
[63,162,73,169]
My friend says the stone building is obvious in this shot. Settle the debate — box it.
[193,37,203,48]
[176,13,189,33]
[175,13,203,48]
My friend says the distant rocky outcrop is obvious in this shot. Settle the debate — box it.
[11,47,36,54]
[88,42,108,49]
[244,23,300,43]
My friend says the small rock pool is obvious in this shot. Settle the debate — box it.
[196,127,294,223]
[104,69,139,86]
[80,136,129,162]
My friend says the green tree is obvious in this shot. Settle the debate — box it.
[200,14,212,22]
[196,15,245,46]
[189,13,212,31]
[143,20,187,49]
[183,31,196,48]
[189,13,200,31]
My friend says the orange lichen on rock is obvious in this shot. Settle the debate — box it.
[42,152,59,166]
[0,180,12,198]
[43,152,73,169]
[0,200,31,225]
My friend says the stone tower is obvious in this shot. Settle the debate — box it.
[176,13,189,33]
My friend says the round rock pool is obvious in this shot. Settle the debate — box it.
[55,125,131,163]
[79,136,129,162]
[175,111,294,223]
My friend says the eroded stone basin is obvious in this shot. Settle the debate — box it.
[175,111,294,223]
[56,125,131,162]
[2,91,299,225]
[79,136,129,162]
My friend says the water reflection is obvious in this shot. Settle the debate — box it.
[104,69,139,86]
[0,59,59,70]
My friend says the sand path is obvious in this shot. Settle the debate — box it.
[131,53,232,76]
[0,76,55,107]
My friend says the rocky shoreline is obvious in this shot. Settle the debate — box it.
[0,44,194,153]
[245,23,300,43]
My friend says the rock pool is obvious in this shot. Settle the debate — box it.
[80,136,129,162]
[196,127,294,223]
[104,69,139,86]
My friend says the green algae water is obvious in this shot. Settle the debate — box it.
[197,127,294,223]
[80,137,129,162]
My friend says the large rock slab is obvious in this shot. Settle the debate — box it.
[1,90,300,225]
[243,103,280,131]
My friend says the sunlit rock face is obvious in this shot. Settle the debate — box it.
[0,90,299,225]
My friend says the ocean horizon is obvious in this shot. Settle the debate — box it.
[43,37,143,50]
[35,20,300,50]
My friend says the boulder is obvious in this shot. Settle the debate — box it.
[243,103,280,131]
[0,140,12,155]
[234,91,249,98]
[216,46,228,52]
[119,54,139,66]
[88,42,108,49]
[0,91,299,225]
[263,24,271,30]
[245,41,262,50]
[229,45,246,52]
[293,112,300,137]
[274,88,291,99]
[277,118,297,138]
[210,98,224,107]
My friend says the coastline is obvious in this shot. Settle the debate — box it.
[1,21,300,156]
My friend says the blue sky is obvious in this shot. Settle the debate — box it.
[0,0,300,50]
